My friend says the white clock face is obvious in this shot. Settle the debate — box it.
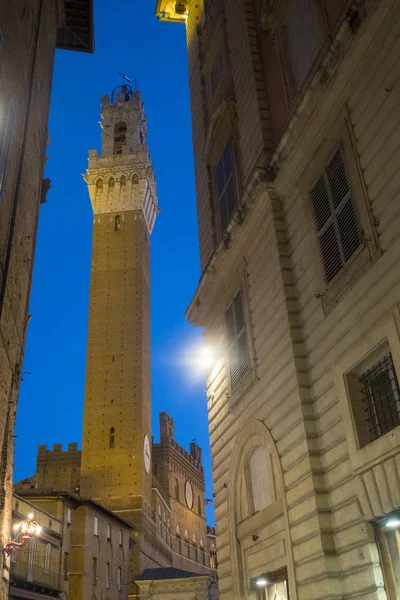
[185,480,194,509]
[143,435,151,474]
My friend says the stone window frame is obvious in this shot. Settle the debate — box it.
[201,14,228,104]
[205,99,242,244]
[299,112,380,314]
[333,310,400,475]
[222,270,258,409]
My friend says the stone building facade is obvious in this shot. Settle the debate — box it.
[10,492,131,600]
[156,0,400,598]
[0,2,93,599]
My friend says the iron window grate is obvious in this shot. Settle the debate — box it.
[359,354,400,441]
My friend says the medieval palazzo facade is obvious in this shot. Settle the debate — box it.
[156,0,400,599]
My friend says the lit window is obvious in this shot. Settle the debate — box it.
[225,290,249,391]
[118,567,122,592]
[107,523,111,540]
[0,98,15,204]
[67,507,71,525]
[376,520,400,598]
[44,543,51,573]
[310,147,362,284]
[110,426,115,448]
[251,568,289,599]
[216,139,237,233]
[106,562,110,589]
[114,216,121,232]
[94,516,99,536]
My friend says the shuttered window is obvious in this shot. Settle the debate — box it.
[310,148,362,283]
[225,290,250,390]
[216,139,237,234]
[0,98,15,204]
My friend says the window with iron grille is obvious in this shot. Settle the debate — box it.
[225,290,250,391]
[359,354,400,442]
[216,139,237,234]
[310,147,362,283]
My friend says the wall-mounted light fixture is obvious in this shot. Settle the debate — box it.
[3,513,42,557]
[385,510,400,528]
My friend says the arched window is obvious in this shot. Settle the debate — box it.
[44,543,51,573]
[192,533,197,547]
[109,427,115,449]
[115,215,121,231]
[114,121,127,155]
[175,479,180,501]
[132,173,139,185]
[96,178,103,192]
[197,496,202,516]
[247,446,274,514]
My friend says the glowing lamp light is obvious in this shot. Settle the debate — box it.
[385,512,400,528]
[256,578,268,587]
[3,515,42,557]
[200,348,214,369]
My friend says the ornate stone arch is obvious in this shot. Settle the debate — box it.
[228,420,296,599]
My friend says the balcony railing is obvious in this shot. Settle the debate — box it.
[10,559,61,596]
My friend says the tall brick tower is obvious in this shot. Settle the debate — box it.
[81,84,158,577]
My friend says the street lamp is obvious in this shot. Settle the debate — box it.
[385,511,400,528]
[3,513,42,557]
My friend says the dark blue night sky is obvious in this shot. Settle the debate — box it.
[15,0,214,523]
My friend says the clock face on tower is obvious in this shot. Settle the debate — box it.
[184,480,194,509]
[143,435,151,474]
